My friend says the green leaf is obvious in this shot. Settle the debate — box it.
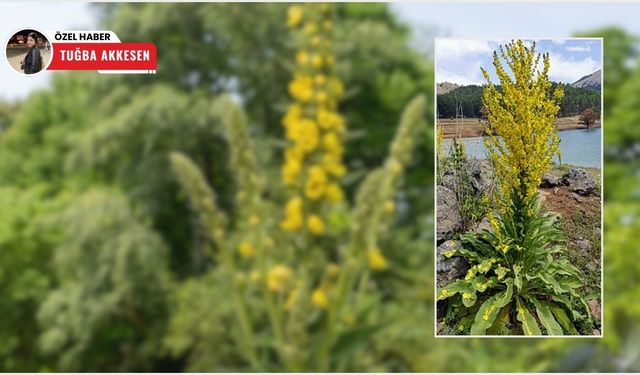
[469,280,513,335]
[487,305,511,335]
[516,297,541,336]
[513,265,523,291]
[547,303,579,335]
[437,280,473,301]
[330,323,386,359]
[531,298,563,336]
[461,290,477,307]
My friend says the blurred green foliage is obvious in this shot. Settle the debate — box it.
[0,3,638,371]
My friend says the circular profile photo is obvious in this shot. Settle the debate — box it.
[5,28,52,76]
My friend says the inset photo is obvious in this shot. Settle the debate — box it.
[5,28,52,75]
[435,38,602,337]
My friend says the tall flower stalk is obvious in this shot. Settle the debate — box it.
[282,3,346,237]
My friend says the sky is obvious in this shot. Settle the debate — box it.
[2,2,640,101]
[434,39,602,85]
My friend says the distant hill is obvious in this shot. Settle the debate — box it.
[571,69,602,90]
[437,82,600,118]
[436,82,461,95]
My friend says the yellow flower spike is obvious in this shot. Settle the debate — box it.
[238,242,255,258]
[282,158,302,184]
[288,75,314,102]
[304,166,328,200]
[384,200,396,214]
[281,197,304,231]
[287,5,303,28]
[311,288,329,309]
[324,183,344,203]
[267,264,293,293]
[367,248,389,271]
[307,214,325,236]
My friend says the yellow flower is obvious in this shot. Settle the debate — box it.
[281,197,303,231]
[282,157,302,184]
[296,119,319,152]
[314,74,327,86]
[322,132,342,154]
[498,243,509,254]
[303,22,317,35]
[311,288,329,309]
[384,200,395,214]
[296,51,309,66]
[287,5,303,27]
[307,214,325,235]
[315,91,328,104]
[288,75,314,102]
[267,264,293,293]
[317,108,345,132]
[324,183,344,202]
[367,248,388,271]
[238,242,255,258]
[304,166,327,200]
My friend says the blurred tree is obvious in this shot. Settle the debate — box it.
[37,190,172,371]
[579,108,598,128]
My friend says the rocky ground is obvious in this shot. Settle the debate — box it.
[436,159,602,335]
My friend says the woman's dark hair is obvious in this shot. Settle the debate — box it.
[27,32,38,42]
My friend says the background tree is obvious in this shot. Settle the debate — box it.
[579,107,598,128]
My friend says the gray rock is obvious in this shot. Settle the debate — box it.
[466,158,494,193]
[440,173,456,192]
[441,158,494,195]
[472,216,493,233]
[571,192,583,203]
[588,299,601,321]
[572,239,592,257]
[437,185,462,243]
[586,261,599,272]
[437,240,470,288]
[541,172,561,188]
[562,167,597,196]
[592,329,601,336]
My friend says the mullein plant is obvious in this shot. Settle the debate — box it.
[169,3,426,370]
[437,40,591,336]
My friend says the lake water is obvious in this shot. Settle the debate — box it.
[440,128,601,168]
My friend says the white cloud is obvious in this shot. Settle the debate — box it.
[566,45,592,52]
[436,61,485,85]
[435,39,493,59]
[551,40,567,45]
[548,54,600,83]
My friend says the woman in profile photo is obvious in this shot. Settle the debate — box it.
[20,32,42,75]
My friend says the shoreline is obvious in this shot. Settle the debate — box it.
[438,116,601,139]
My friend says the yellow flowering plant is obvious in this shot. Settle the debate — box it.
[168,3,426,369]
[437,40,590,336]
